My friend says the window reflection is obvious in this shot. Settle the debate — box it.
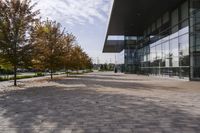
[138,27,189,78]
[124,1,192,79]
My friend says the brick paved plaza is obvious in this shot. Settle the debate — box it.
[0,72,200,133]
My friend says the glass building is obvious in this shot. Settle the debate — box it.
[103,0,200,80]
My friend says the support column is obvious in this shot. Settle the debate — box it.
[189,0,200,80]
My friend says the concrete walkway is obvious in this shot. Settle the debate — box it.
[0,72,200,133]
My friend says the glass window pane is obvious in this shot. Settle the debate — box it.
[156,44,162,59]
[170,38,179,67]
[157,18,162,28]
[171,9,179,33]
[163,12,169,24]
[180,1,189,28]
[179,34,189,56]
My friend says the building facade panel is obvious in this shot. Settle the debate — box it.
[190,0,200,80]
[103,0,200,80]
[123,0,191,79]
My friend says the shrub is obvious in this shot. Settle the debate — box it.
[0,77,7,81]
[35,72,44,77]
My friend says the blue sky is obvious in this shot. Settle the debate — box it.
[32,0,121,64]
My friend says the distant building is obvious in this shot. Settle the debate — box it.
[103,0,200,80]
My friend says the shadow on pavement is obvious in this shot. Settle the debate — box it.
[55,75,180,91]
[0,79,200,132]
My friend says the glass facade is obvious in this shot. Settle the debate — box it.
[136,27,189,78]
[190,0,200,79]
[124,0,192,79]
[103,0,200,80]
[124,37,139,73]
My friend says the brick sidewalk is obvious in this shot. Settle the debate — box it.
[0,72,200,133]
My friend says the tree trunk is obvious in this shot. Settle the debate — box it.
[50,69,53,80]
[65,66,69,77]
[14,65,17,86]
[6,70,9,80]
[67,69,69,77]
[13,31,18,86]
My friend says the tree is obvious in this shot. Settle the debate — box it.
[0,0,39,86]
[61,33,76,76]
[86,57,93,70]
[69,45,83,73]
[80,51,93,70]
[69,45,93,73]
[31,20,64,79]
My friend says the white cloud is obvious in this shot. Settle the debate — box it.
[31,0,115,64]
[32,0,113,26]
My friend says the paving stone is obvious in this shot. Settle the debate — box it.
[0,72,200,133]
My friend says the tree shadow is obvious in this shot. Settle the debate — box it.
[77,73,154,81]
[0,84,200,133]
[55,75,181,91]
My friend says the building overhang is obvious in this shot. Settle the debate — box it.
[103,0,185,53]
[103,39,124,53]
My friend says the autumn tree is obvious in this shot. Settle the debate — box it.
[82,53,93,70]
[0,0,39,86]
[69,45,93,73]
[69,45,81,73]
[79,51,92,70]
[61,33,76,76]
[31,20,64,79]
